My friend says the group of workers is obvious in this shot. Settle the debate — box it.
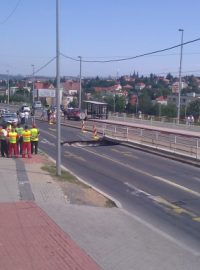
[0,123,40,158]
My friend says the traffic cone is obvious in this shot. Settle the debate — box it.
[92,124,99,140]
[81,120,86,133]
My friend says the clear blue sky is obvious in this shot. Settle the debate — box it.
[0,0,200,78]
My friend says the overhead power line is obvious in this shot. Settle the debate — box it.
[60,53,80,62]
[30,38,200,77]
[0,0,23,25]
[34,56,56,75]
[61,37,200,63]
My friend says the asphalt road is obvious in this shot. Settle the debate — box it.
[32,119,200,252]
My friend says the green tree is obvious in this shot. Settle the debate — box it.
[138,90,152,114]
[161,104,177,118]
[187,99,200,119]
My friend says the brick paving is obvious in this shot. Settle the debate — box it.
[0,201,102,270]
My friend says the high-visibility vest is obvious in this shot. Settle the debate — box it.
[22,130,31,142]
[30,128,39,141]
[15,127,24,136]
[8,131,18,144]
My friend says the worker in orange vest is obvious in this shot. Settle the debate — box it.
[21,125,31,158]
[7,126,19,158]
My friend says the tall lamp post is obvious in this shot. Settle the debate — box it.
[78,56,82,110]
[6,70,10,105]
[31,64,35,104]
[177,29,184,124]
[56,0,61,176]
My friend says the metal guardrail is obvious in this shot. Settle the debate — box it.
[108,114,200,133]
[31,110,200,160]
[102,124,200,160]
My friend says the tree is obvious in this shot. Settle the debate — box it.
[161,104,177,118]
[166,73,173,81]
[138,90,152,114]
[187,99,200,119]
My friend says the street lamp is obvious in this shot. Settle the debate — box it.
[6,70,10,105]
[31,64,35,104]
[78,56,82,109]
[177,28,184,124]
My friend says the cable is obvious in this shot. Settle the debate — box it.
[61,37,200,63]
[0,0,23,25]
[60,53,80,62]
[34,56,56,75]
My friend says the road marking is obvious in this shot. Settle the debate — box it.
[153,176,200,198]
[192,176,200,183]
[111,148,137,158]
[152,196,195,217]
[40,138,55,146]
[64,151,86,161]
[124,182,151,196]
[82,147,200,199]
[193,217,200,222]
[48,127,56,132]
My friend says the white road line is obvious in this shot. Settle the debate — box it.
[81,147,200,199]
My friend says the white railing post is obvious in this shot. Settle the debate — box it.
[196,139,199,159]
[102,124,105,136]
[126,127,129,140]
[174,136,177,153]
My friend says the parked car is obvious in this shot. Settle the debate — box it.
[65,108,87,121]
[1,113,19,126]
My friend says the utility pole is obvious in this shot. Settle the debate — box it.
[7,70,10,105]
[177,29,184,124]
[56,0,61,176]
[78,56,82,109]
[32,64,35,104]
[113,93,116,113]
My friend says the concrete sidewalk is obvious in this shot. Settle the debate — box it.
[0,155,200,270]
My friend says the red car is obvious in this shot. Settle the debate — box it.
[65,108,87,121]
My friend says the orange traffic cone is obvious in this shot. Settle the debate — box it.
[92,124,99,140]
[81,120,86,133]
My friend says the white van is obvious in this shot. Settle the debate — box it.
[33,101,42,109]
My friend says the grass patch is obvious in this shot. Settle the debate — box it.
[41,163,88,188]
[105,199,117,208]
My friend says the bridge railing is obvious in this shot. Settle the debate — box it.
[102,124,200,160]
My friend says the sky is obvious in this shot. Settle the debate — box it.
[0,0,200,78]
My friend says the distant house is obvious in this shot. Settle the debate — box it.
[34,82,57,105]
[0,87,7,96]
[9,87,19,95]
[94,84,122,94]
[171,81,188,93]
[60,80,80,108]
[167,92,199,107]
[135,82,146,91]
[122,84,133,91]
[153,96,167,105]
[62,80,80,95]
